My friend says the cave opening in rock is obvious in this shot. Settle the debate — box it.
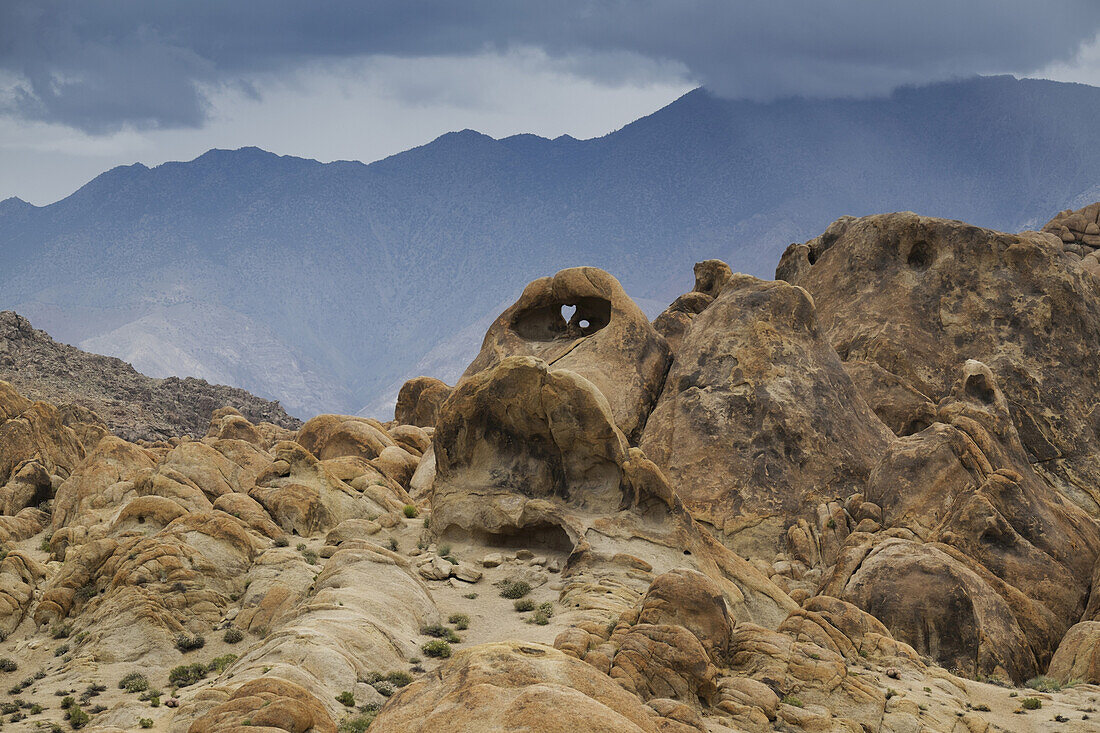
[511,296,612,341]
[965,373,996,404]
[906,239,934,270]
[444,522,574,553]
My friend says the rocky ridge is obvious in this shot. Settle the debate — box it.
[0,311,301,442]
[2,206,1100,731]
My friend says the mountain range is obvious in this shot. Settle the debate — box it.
[2,74,1099,417]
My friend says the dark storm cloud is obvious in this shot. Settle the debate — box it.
[3,0,1099,133]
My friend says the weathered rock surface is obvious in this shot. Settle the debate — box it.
[641,273,891,557]
[460,267,671,439]
[777,212,1100,515]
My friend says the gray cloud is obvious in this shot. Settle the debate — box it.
[3,0,1100,133]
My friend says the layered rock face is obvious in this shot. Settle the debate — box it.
[7,207,1100,732]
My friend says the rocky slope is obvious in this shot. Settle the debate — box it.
[4,206,1100,731]
[0,311,300,441]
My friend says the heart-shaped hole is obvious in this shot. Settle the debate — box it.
[561,304,577,323]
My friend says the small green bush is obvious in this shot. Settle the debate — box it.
[1024,675,1061,692]
[296,542,307,552]
[207,654,238,673]
[139,719,154,729]
[302,549,319,565]
[403,504,418,518]
[223,627,244,644]
[437,544,451,557]
[0,657,18,672]
[421,640,452,658]
[67,705,90,728]
[499,580,531,599]
[448,613,469,630]
[169,663,208,687]
[387,670,413,687]
[420,624,461,643]
[336,690,355,707]
[781,695,804,708]
[387,539,399,552]
[532,610,551,625]
[119,672,148,693]
[338,714,376,732]
[273,536,289,547]
[1021,697,1041,710]
[51,623,73,639]
[175,632,205,652]
[537,602,553,617]
[513,599,535,612]
[462,592,478,600]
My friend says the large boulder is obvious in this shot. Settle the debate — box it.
[777,212,1100,515]
[640,273,891,558]
[431,355,795,629]
[394,376,452,427]
[819,361,1100,682]
[460,267,671,439]
[369,642,696,733]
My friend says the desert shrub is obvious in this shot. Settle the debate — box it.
[420,624,461,643]
[386,670,413,687]
[448,613,469,630]
[387,539,399,552]
[175,632,205,652]
[273,536,289,547]
[339,714,376,732]
[462,592,478,599]
[0,658,16,673]
[302,549,319,565]
[532,610,551,625]
[223,627,244,644]
[296,543,307,552]
[118,672,148,693]
[421,640,451,658]
[336,690,355,707]
[537,602,553,616]
[499,580,530,599]
[372,680,394,697]
[403,504,418,518]
[51,623,72,639]
[1021,697,1041,710]
[67,705,90,728]
[139,719,154,729]
[1025,675,1062,692]
[206,654,238,673]
[437,544,451,557]
[169,663,208,687]
[30,702,43,713]
[781,695,804,708]
[513,599,535,612]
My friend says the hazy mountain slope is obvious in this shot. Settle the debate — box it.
[0,310,300,440]
[1,75,1098,417]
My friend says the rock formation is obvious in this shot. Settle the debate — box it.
[4,205,1100,731]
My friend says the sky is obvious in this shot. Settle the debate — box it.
[2,1,1100,205]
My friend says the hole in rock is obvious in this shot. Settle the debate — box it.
[899,418,932,437]
[906,240,934,270]
[442,522,574,554]
[511,297,612,341]
[964,374,996,404]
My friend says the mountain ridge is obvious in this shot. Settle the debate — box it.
[3,75,1100,417]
